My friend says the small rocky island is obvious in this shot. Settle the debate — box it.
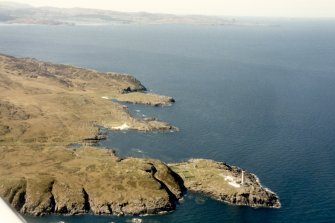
[0,54,280,216]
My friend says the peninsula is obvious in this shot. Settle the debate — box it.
[0,54,280,216]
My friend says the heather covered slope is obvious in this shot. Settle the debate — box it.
[0,54,175,145]
[0,53,182,216]
[0,146,184,216]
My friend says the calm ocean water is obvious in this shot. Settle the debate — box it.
[1,20,335,223]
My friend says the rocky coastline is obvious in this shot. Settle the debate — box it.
[170,159,281,208]
[114,93,176,107]
[0,146,185,216]
[0,54,280,217]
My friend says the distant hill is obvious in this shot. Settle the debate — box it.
[0,1,237,26]
[0,1,32,9]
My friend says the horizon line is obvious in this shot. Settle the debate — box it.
[1,1,335,19]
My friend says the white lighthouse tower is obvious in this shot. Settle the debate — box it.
[241,170,245,186]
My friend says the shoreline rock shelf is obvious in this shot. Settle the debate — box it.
[0,53,280,217]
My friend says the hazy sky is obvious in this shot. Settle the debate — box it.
[7,0,335,17]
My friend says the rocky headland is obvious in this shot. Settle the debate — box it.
[169,159,281,208]
[0,54,280,217]
[113,93,175,107]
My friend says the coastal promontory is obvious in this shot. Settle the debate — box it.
[0,54,280,216]
[170,159,280,208]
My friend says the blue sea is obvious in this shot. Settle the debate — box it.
[1,20,335,223]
